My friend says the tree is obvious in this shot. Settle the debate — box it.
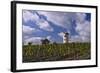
[41,39,50,45]
[28,42,32,45]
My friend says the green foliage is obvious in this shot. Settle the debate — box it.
[22,43,91,62]
[28,42,32,45]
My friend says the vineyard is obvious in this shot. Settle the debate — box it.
[22,43,91,63]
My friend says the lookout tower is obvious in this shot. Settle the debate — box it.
[63,32,69,43]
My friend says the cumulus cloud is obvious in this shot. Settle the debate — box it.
[24,35,54,45]
[37,18,53,31]
[23,10,91,43]
[23,25,36,34]
[73,13,91,42]
[46,36,51,40]
[69,35,82,42]
[76,13,86,23]
[37,11,91,42]
[24,37,42,45]
[23,36,29,39]
[23,10,53,32]
[37,11,76,29]
[23,10,39,23]
[58,32,64,38]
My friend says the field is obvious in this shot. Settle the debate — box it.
[22,43,91,63]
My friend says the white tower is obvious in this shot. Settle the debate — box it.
[63,32,69,43]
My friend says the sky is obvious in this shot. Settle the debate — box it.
[22,10,91,45]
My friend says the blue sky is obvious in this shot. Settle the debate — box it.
[22,10,91,45]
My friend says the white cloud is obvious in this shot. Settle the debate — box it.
[76,13,86,23]
[38,12,91,42]
[24,37,42,45]
[37,11,75,29]
[46,35,55,43]
[24,36,54,45]
[74,13,91,42]
[23,10,91,42]
[23,10,39,22]
[58,32,64,38]
[23,10,53,32]
[70,35,82,42]
[37,18,53,31]
[23,36,29,39]
[23,25,35,34]
[76,21,90,34]
[46,36,51,40]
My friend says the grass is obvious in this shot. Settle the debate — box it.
[22,43,91,63]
